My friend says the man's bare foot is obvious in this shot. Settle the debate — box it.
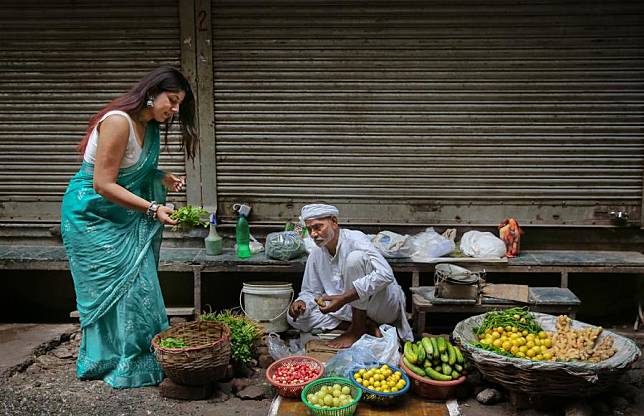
[334,320,351,331]
[326,328,364,349]
[366,318,383,338]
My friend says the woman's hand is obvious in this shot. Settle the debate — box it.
[162,173,186,192]
[156,205,178,226]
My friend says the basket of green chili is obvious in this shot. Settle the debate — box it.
[152,320,231,385]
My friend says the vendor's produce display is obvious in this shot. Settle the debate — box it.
[157,337,187,349]
[453,311,641,397]
[349,362,410,406]
[471,307,616,363]
[151,320,231,386]
[551,315,616,362]
[266,356,324,398]
[400,336,467,400]
[403,336,468,381]
[200,309,263,364]
[301,377,361,416]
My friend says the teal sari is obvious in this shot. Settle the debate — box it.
[61,122,169,388]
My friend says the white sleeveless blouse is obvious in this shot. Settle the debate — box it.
[83,110,143,168]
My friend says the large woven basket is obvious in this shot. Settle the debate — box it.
[452,312,641,397]
[152,320,231,386]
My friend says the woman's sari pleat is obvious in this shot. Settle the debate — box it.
[61,122,169,388]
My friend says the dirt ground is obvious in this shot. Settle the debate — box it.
[0,325,272,416]
[0,324,642,416]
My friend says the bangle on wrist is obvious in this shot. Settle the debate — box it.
[145,201,160,219]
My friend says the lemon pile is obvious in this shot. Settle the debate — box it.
[477,326,554,361]
[353,364,406,393]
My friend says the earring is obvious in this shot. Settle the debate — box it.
[145,96,154,107]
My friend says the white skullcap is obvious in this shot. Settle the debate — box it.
[300,204,339,221]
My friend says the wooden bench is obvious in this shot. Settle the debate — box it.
[1,245,643,323]
[410,286,581,333]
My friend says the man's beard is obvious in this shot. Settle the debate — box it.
[314,228,335,247]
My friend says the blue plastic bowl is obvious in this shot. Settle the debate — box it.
[348,361,410,406]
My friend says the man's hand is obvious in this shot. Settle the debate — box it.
[289,300,306,320]
[319,288,359,314]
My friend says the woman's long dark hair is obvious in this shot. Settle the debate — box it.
[78,65,199,160]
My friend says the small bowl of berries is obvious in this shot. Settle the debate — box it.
[266,355,325,398]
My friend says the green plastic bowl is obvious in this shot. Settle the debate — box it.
[301,377,362,416]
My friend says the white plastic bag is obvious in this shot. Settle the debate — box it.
[324,324,401,377]
[372,231,414,258]
[459,230,506,258]
[410,227,455,261]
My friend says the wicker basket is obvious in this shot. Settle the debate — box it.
[266,355,325,398]
[151,320,231,386]
[348,362,410,406]
[301,377,361,416]
[400,359,465,400]
[452,312,642,397]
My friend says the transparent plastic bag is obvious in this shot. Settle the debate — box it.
[266,332,305,360]
[265,231,305,260]
[410,227,455,261]
[372,231,414,258]
[324,324,401,377]
[460,230,506,258]
[234,234,264,255]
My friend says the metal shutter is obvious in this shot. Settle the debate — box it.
[211,0,643,227]
[0,0,185,223]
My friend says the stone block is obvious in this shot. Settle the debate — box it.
[237,385,268,400]
[258,354,274,369]
[564,400,593,416]
[231,377,251,393]
[159,378,213,401]
[476,388,503,405]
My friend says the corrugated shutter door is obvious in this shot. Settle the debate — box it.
[0,0,185,223]
[211,0,643,226]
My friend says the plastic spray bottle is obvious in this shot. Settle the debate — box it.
[234,203,251,258]
[204,213,223,256]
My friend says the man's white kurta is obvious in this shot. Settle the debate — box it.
[288,228,413,341]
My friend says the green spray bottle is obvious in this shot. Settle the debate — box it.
[234,203,251,259]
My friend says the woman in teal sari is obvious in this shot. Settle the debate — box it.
[61,66,198,388]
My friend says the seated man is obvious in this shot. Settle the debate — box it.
[287,203,412,348]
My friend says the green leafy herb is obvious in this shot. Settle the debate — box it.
[158,337,187,348]
[170,205,209,230]
[200,309,263,364]
[474,307,542,336]
[470,341,514,357]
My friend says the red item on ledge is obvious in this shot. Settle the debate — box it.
[498,218,523,257]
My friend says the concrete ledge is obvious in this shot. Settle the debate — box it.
[68,307,195,319]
